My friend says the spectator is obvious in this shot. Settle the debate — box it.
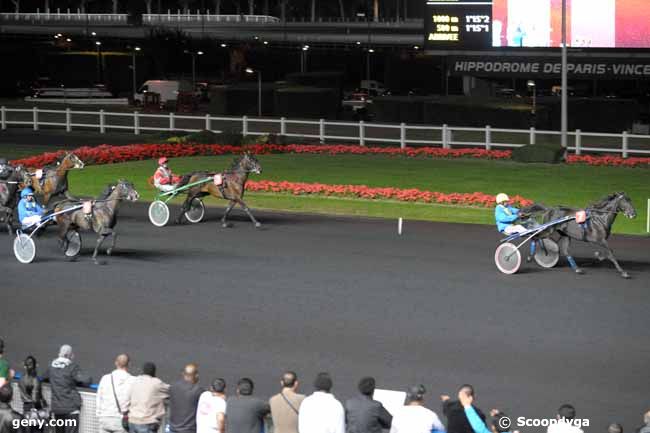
[547,404,583,433]
[639,411,650,433]
[0,384,23,433]
[441,385,485,433]
[345,376,392,433]
[128,362,170,433]
[0,339,14,388]
[226,378,270,433]
[169,364,203,433]
[298,372,345,433]
[196,378,226,433]
[42,345,93,433]
[269,371,305,433]
[19,356,47,425]
[96,354,134,433]
[390,385,444,433]
[458,389,509,433]
[609,424,623,433]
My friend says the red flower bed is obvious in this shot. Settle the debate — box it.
[566,154,650,168]
[246,180,532,208]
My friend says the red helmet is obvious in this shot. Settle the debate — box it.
[158,157,168,165]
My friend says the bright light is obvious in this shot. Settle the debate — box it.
[197,51,204,55]
[56,33,62,37]
[254,36,259,40]
[356,41,361,45]
[135,46,141,51]
[263,41,268,45]
[368,49,375,53]
[245,68,254,74]
[95,41,102,46]
[413,45,419,50]
[527,80,536,87]
[91,32,97,36]
[66,38,71,42]
[54,35,59,39]
[220,43,227,47]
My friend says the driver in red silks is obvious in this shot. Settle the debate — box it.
[153,157,182,192]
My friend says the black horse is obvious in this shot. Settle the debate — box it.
[0,164,28,235]
[527,192,637,278]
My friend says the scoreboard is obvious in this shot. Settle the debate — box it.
[424,0,492,50]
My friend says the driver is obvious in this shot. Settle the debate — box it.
[153,157,182,192]
[17,187,45,228]
[495,193,537,260]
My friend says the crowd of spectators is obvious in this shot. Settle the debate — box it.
[1,339,650,433]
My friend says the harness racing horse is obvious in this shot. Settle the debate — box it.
[54,179,139,264]
[177,152,263,228]
[528,192,636,278]
[0,164,28,235]
[27,152,85,206]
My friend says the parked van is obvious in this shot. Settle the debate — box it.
[133,80,192,104]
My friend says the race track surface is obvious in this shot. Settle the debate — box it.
[1,203,649,431]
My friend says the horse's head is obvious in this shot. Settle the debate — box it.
[0,159,11,178]
[241,152,262,175]
[62,153,85,170]
[614,192,636,219]
[115,179,140,202]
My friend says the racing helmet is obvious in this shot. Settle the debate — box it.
[21,187,35,198]
[158,157,168,166]
[496,193,510,204]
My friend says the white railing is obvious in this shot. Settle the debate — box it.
[0,10,128,22]
[144,12,280,23]
[1,106,649,157]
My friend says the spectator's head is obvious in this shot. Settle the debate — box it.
[358,377,376,397]
[211,378,226,394]
[459,384,475,398]
[281,371,298,390]
[182,364,199,384]
[608,423,623,433]
[557,404,576,421]
[0,384,12,403]
[237,378,254,396]
[142,362,156,377]
[491,412,511,433]
[406,384,426,405]
[313,372,333,393]
[58,345,73,360]
[0,338,4,355]
[115,354,130,370]
[24,356,37,374]
[644,410,650,426]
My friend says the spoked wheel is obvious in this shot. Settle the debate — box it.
[13,233,36,264]
[184,198,205,224]
[64,230,82,258]
[534,238,560,268]
[148,200,170,227]
[495,242,522,274]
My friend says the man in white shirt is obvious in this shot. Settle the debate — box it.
[547,404,584,433]
[196,378,227,433]
[390,385,445,433]
[298,372,344,433]
[96,354,135,433]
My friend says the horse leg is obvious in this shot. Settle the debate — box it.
[559,236,583,274]
[106,232,117,256]
[176,196,192,225]
[92,233,109,264]
[596,240,630,279]
[235,198,261,228]
[220,201,236,228]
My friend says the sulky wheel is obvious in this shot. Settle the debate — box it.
[148,200,170,227]
[534,238,560,268]
[13,233,36,264]
[495,242,522,275]
[184,197,205,224]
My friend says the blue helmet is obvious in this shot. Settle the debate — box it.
[20,187,35,198]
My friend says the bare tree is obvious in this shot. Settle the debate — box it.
[248,0,253,14]
[373,0,378,21]
[10,0,19,12]
[144,0,153,14]
[263,0,268,15]
[178,0,194,13]
[112,0,119,13]
[338,0,344,19]
[213,0,220,13]
[310,0,315,21]
[279,0,287,21]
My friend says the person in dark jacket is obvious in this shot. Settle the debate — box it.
[169,364,203,433]
[441,385,486,433]
[226,378,270,433]
[345,377,392,433]
[0,383,23,433]
[42,345,93,433]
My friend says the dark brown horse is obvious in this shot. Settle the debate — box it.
[26,152,84,206]
[177,152,262,227]
[0,164,28,235]
[54,179,139,264]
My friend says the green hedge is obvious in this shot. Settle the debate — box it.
[511,143,566,163]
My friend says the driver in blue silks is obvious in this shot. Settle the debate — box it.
[495,193,536,260]
[18,187,45,228]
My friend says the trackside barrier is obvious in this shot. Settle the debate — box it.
[2,106,650,157]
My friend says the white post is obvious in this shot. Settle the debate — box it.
[485,125,491,150]
[0,106,5,130]
[575,129,581,155]
[319,118,325,144]
[442,124,449,149]
[400,122,406,149]
[66,108,71,132]
[647,198,649,233]
[33,107,39,131]
[529,127,536,145]
[99,109,105,133]
[398,217,403,235]
[169,112,175,130]
[242,115,248,136]
[205,114,211,131]
[280,117,286,136]
[359,120,365,146]
[622,131,628,158]
[134,111,140,135]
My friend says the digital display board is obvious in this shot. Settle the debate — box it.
[424,0,650,49]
